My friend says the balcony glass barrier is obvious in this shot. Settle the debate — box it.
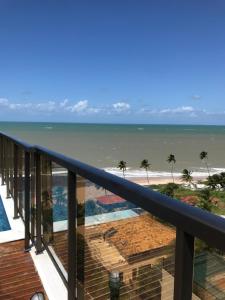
[30,151,36,241]
[193,238,225,300]
[18,146,25,220]
[2,133,225,300]
[8,140,14,197]
[76,176,177,300]
[40,156,69,279]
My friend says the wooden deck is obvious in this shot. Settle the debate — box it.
[0,240,47,300]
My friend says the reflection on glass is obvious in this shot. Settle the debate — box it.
[193,240,225,299]
[41,157,53,244]
[30,152,36,240]
[18,147,25,218]
[76,177,176,299]
[41,160,69,277]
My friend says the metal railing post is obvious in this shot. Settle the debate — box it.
[0,136,2,185]
[174,229,195,300]
[24,150,31,251]
[6,139,10,198]
[30,152,36,242]
[68,171,77,300]
[9,141,14,197]
[77,177,85,300]
[18,147,23,217]
[35,152,43,253]
[1,136,5,185]
[13,144,19,219]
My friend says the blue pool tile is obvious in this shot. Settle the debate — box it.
[0,196,11,232]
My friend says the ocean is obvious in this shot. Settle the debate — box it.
[1,122,225,178]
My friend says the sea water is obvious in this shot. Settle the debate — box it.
[1,122,225,177]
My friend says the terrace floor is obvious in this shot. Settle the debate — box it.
[0,183,66,300]
[0,240,47,300]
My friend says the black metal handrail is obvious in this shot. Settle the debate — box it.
[1,131,225,300]
[35,145,225,251]
[0,131,33,151]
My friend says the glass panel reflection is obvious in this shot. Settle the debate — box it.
[193,239,225,299]
[76,176,176,299]
[18,147,25,219]
[41,157,68,277]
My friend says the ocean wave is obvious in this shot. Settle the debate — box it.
[183,128,196,131]
[104,167,225,178]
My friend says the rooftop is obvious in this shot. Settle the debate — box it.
[96,195,126,205]
[86,214,176,258]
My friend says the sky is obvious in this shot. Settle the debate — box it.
[0,0,225,124]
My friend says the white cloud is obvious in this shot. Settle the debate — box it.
[138,107,157,114]
[68,100,89,113]
[112,102,130,113]
[0,97,103,115]
[9,103,23,110]
[160,106,195,114]
[1,97,225,122]
[35,101,56,112]
[0,98,9,106]
[59,99,69,108]
[88,107,102,114]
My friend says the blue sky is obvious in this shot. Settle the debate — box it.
[1,0,225,124]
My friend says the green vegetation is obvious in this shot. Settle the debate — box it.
[117,160,127,178]
[150,183,225,215]
[167,154,176,183]
[197,188,213,212]
[160,183,179,198]
[114,150,225,217]
[206,172,225,190]
[180,168,193,186]
[200,150,210,176]
[140,159,151,184]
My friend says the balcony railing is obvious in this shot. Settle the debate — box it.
[1,131,225,300]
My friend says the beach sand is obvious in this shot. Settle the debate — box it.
[130,176,182,186]
[126,174,207,186]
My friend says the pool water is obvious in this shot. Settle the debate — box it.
[85,209,138,226]
[0,196,11,231]
[52,186,138,222]
[51,185,140,228]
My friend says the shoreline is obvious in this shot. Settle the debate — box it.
[127,175,207,186]
[104,168,213,186]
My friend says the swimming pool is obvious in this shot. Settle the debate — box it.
[85,209,138,226]
[0,196,11,231]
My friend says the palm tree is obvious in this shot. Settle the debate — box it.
[181,169,193,186]
[197,188,213,212]
[118,160,127,178]
[167,154,176,183]
[200,151,210,176]
[140,159,151,185]
[160,183,179,198]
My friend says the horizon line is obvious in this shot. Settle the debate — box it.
[0,120,225,126]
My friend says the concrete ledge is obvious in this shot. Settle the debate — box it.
[30,247,67,300]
